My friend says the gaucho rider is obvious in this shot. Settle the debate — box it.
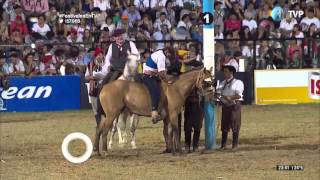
[96,29,140,125]
[142,47,173,124]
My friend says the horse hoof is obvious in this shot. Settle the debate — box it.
[92,150,99,156]
[131,142,137,149]
[162,149,171,154]
[101,151,109,157]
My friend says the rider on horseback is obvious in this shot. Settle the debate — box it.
[142,47,173,124]
[96,29,139,126]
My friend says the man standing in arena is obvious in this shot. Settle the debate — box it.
[95,29,139,126]
[85,48,105,127]
[217,64,244,151]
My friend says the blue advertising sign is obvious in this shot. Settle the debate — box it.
[0,76,80,112]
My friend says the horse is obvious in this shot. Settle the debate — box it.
[94,67,213,156]
[107,52,140,150]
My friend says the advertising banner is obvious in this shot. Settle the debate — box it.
[0,76,80,112]
[254,69,320,105]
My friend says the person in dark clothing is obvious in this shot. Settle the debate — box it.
[95,29,139,126]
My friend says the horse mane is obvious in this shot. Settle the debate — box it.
[178,67,203,79]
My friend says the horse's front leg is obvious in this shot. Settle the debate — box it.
[101,116,115,157]
[117,112,127,147]
[130,114,139,149]
[93,116,105,156]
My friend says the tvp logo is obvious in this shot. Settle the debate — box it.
[308,72,320,100]
[271,6,304,22]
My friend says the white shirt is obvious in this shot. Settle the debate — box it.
[134,0,166,8]
[102,41,140,75]
[300,17,320,29]
[100,23,115,34]
[174,0,201,7]
[32,23,51,36]
[217,78,244,100]
[242,19,257,31]
[8,60,25,73]
[153,19,172,31]
[280,19,297,31]
[143,50,166,73]
[93,0,110,11]
[225,59,239,72]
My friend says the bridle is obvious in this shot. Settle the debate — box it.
[195,68,215,97]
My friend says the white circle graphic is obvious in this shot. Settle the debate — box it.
[61,132,93,164]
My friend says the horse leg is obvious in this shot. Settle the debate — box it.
[130,114,139,149]
[117,112,127,147]
[162,117,171,153]
[93,116,105,155]
[100,116,116,157]
[108,117,118,150]
[171,115,182,155]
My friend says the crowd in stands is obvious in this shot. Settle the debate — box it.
[0,0,319,78]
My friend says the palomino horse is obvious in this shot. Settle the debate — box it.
[108,53,140,150]
[94,68,212,156]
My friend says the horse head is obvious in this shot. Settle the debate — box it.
[195,67,216,97]
[122,51,140,80]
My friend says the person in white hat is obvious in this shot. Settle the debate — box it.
[216,64,244,151]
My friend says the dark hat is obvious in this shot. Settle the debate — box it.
[234,51,242,58]
[112,29,126,37]
[222,65,237,74]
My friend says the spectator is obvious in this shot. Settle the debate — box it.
[8,53,25,76]
[272,42,286,69]
[214,1,224,31]
[242,11,257,33]
[122,3,141,27]
[244,2,257,20]
[280,14,298,37]
[0,52,10,77]
[101,16,115,34]
[300,8,320,29]
[161,0,176,27]
[99,27,110,43]
[0,16,10,42]
[39,45,56,75]
[258,3,271,21]
[10,28,24,43]
[82,48,95,66]
[152,24,171,50]
[191,24,203,43]
[117,14,132,31]
[177,14,192,31]
[54,0,71,13]
[82,29,94,50]
[306,23,320,38]
[79,0,93,12]
[228,1,245,20]
[93,0,110,12]
[67,28,83,43]
[10,4,25,23]
[3,0,21,23]
[286,40,302,68]
[21,0,49,16]
[24,52,40,75]
[239,26,252,40]
[224,13,241,32]
[31,14,54,40]
[153,12,172,31]
[45,6,58,27]
[221,50,239,72]
[10,16,28,38]
[112,10,121,26]
[138,14,153,33]
[291,24,304,45]
[172,26,190,40]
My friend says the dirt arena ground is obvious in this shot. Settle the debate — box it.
[0,104,319,180]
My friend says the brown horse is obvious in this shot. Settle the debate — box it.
[94,68,212,156]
